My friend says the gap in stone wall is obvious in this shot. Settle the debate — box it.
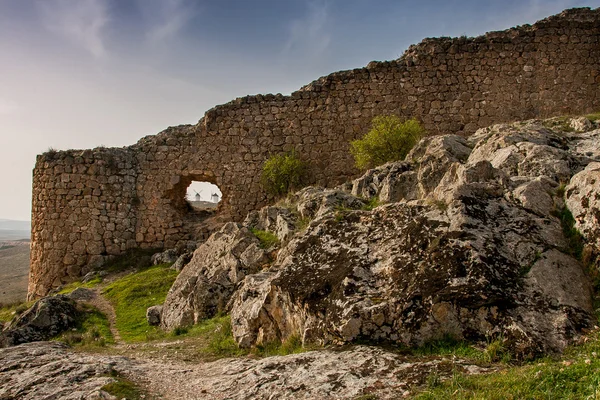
[186,181,222,212]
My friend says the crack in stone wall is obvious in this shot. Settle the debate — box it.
[29,8,600,298]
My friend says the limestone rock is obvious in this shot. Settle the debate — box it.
[147,305,163,326]
[570,116,594,133]
[67,287,97,301]
[161,222,268,330]
[152,248,179,265]
[293,187,365,220]
[82,270,108,283]
[244,206,296,242]
[0,295,79,348]
[408,134,472,198]
[230,121,597,358]
[0,341,130,400]
[3,341,492,400]
[511,177,558,217]
[172,252,193,272]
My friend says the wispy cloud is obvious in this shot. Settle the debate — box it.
[283,1,331,58]
[38,0,110,58]
[143,0,197,43]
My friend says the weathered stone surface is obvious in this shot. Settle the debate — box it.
[147,305,163,326]
[29,8,600,299]
[2,341,492,400]
[566,162,600,246]
[570,116,594,132]
[82,270,108,283]
[244,206,296,242]
[231,120,598,358]
[161,222,268,330]
[294,187,365,220]
[152,248,179,265]
[0,341,130,400]
[0,295,79,348]
[67,287,97,301]
[172,252,193,272]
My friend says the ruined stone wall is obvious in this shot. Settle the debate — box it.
[29,8,600,298]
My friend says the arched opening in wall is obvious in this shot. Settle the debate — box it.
[186,181,222,212]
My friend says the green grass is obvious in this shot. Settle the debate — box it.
[250,228,280,249]
[553,206,585,260]
[200,315,247,357]
[57,277,102,295]
[585,111,600,122]
[0,301,33,323]
[169,314,311,359]
[102,371,147,400]
[361,196,381,211]
[411,335,487,362]
[542,116,576,133]
[253,334,307,357]
[103,264,178,342]
[53,304,114,348]
[415,330,600,399]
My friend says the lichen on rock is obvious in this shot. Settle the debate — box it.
[227,119,600,358]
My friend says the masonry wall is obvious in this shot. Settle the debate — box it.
[29,8,600,298]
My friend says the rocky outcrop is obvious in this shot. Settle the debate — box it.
[0,341,132,400]
[229,118,599,358]
[244,206,296,242]
[161,223,269,330]
[1,341,492,400]
[0,295,79,348]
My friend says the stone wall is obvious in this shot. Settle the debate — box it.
[29,8,600,298]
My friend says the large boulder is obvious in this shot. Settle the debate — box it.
[0,295,79,347]
[230,120,598,358]
[160,222,269,330]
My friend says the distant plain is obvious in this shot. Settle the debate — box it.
[0,221,30,304]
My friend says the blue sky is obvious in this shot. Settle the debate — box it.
[0,0,598,221]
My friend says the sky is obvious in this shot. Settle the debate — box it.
[1,0,598,221]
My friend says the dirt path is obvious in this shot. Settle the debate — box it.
[88,288,122,344]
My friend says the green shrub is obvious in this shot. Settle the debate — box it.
[261,150,307,196]
[250,228,280,249]
[350,116,425,170]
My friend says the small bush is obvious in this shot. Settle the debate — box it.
[261,150,307,197]
[250,228,280,249]
[361,196,380,211]
[350,115,425,170]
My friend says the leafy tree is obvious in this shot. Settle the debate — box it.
[350,115,425,170]
[261,150,306,196]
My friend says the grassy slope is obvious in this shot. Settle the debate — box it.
[415,331,600,399]
[53,304,115,348]
[103,264,178,342]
